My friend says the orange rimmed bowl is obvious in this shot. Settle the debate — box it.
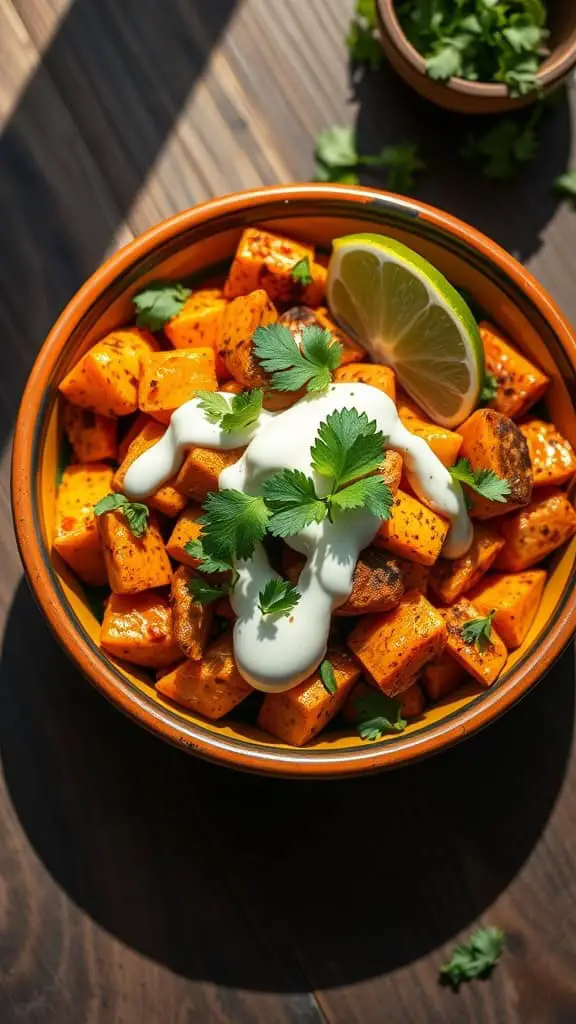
[11,184,576,778]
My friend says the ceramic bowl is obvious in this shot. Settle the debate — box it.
[376,0,576,114]
[12,184,576,777]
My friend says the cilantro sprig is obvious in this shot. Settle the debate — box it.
[461,612,496,653]
[555,169,576,209]
[188,577,230,605]
[253,323,342,393]
[346,0,383,71]
[314,125,426,193]
[93,493,150,538]
[258,579,301,617]
[196,388,263,433]
[184,538,235,575]
[450,458,511,503]
[199,490,270,563]
[319,660,337,696]
[352,689,407,741]
[440,927,505,988]
[132,281,191,331]
[479,372,499,404]
[291,257,313,287]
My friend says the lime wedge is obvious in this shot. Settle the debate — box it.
[327,233,484,427]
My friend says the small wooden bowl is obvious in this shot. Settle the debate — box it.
[376,0,576,114]
[11,184,576,777]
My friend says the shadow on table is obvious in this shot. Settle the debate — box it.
[0,577,573,991]
[352,64,573,263]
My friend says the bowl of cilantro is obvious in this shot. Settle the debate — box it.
[376,0,576,114]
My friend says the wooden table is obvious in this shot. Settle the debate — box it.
[1,2,575,1020]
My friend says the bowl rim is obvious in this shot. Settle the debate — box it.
[11,182,576,778]
[376,0,576,101]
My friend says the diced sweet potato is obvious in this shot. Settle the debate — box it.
[395,557,430,594]
[400,682,425,719]
[215,596,235,620]
[333,362,396,401]
[313,308,366,365]
[379,450,403,494]
[257,648,360,746]
[170,566,213,660]
[441,599,507,687]
[166,506,203,567]
[347,590,446,697]
[113,419,187,518]
[467,569,547,649]
[100,591,180,667]
[342,678,424,724]
[422,655,465,701]
[62,402,118,463]
[281,545,405,616]
[457,408,533,518]
[494,488,576,571]
[429,524,505,604]
[480,321,549,419]
[139,348,217,424]
[118,413,150,462]
[59,328,158,416]
[396,390,462,467]
[220,379,242,394]
[519,419,576,488]
[224,227,326,307]
[156,632,252,719]
[98,509,172,594]
[53,463,114,585]
[164,288,227,352]
[374,490,449,566]
[175,446,244,502]
[217,289,278,388]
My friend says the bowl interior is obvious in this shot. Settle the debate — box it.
[31,192,576,774]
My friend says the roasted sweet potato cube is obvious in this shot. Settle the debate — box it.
[395,557,430,593]
[170,566,214,660]
[400,682,425,719]
[139,348,217,423]
[100,591,180,667]
[379,450,403,494]
[480,321,549,419]
[257,648,360,746]
[441,599,507,687]
[59,328,158,416]
[494,488,576,571]
[347,590,446,697]
[457,408,533,518]
[53,463,114,585]
[217,289,278,387]
[422,654,465,701]
[155,632,252,719]
[118,413,150,462]
[519,419,576,488]
[175,446,245,502]
[281,545,405,616]
[429,523,505,604]
[396,390,462,467]
[468,569,547,649]
[224,227,326,307]
[342,678,424,725]
[333,362,396,400]
[113,419,187,518]
[98,509,172,594]
[62,401,118,463]
[164,288,227,350]
[166,506,203,567]
[374,490,449,566]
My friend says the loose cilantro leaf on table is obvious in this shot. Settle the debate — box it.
[253,323,342,393]
[132,281,192,331]
[360,143,426,194]
[263,470,327,537]
[479,372,499,404]
[319,659,337,695]
[258,579,301,617]
[554,170,576,208]
[291,257,313,286]
[314,125,425,194]
[346,0,382,71]
[352,690,407,740]
[440,926,505,988]
[188,577,230,605]
[196,388,263,433]
[461,114,540,180]
[450,458,511,503]
[93,493,150,538]
[461,612,496,653]
[199,490,270,562]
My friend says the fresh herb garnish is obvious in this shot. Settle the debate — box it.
[199,490,270,563]
[311,408,388,489]
[479,371,499,404]
[346,0,382,70]
[291,257,313,287]
[196,388,263,433]
[554,169,576,208]
[263,470,328,537]
[184,538,235,575]
[319,659,337,695]
[132,281,192,331]
[461,611,496,653]
[314,125,425,193]
[352,690,407,740]
[93,493,150,538]
[440,927,506,988]
[361,143,427,194]
[450,458,511,503]
[253,323,342,393]
[461,108,541,180]
[258,579,301,617]
[188,577,230,605]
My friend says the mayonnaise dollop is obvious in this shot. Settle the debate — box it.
[124,385,471,693]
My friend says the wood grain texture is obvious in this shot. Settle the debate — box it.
[0,0,575,1021]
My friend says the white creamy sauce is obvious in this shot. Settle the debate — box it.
[124,384,472,694]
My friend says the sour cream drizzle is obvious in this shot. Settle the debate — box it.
[124,384,472,693]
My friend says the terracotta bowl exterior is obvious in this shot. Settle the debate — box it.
[376,0,576,115]
[11,184,576,777]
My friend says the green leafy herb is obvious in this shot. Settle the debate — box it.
[440,926,506,988]
[450,458,511,503]
[291,257,313,287]
[315,125,359,170]
[352,690,407,741]
[361,143,426,194]
[461,612,496,653]
[319,660,337,695]
[461,107,541,180]
[196,388,263,433]
[188,577,230,605]
[93,493,150,538]
[314,125,425,194]
[184,538,235,575]
[258,579,301,617]
[199,490,270,562]
[263,470,328,537]
[346,0,382,70]
[479,371,499,404]
[132,281,192,331]
[314,162,360,186]
[311,408,387,488]
[554,169,576,208]
[253,323,342,393]
[330,476,393,519]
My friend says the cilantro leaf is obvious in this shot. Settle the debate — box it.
[195,391,231,424]
[450,458,511,503]
[199,490,270,562]
[262,470,327,537]
[360,143,426,194]
[188,577,230,605]
[313,162,360,185]
[291,257,313,287]
[258,579,301,617]
[93,493,150,538]
[461,107,541,180]
[311,408,387,488]
[479,371,499,404]
[319,659,337,695]
[196,389,263,433]
[184,538,234,575]
[352,689,407,741]
[315,125,358,169]
[346,0,382,71]
[461,612,495,653]
[330,476,393,519]
[554,170,576,208]
[440,926,505,988]
[133,281,191,331]
[253,323,341,393]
